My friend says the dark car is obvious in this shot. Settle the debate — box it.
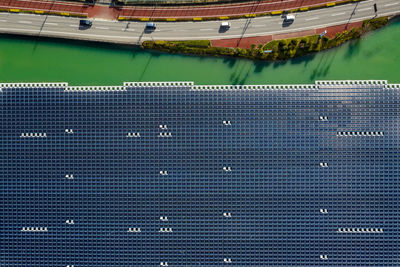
[79,20,92,27]
[145,22,156,30]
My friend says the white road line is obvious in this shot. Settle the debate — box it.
[331,12,346,16]
[253,24,264,27]
[18,20,32,24]
[95,26,109,30]
[305,17,319,21]
[46,22,58,26]
[69,24,76,27]
[123,28,135,31]
[0,19,6,22]
[357,7,372,12]
[384,2,399,7]
[200,28,212,31]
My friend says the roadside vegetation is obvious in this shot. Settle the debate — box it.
[141,16,389,60]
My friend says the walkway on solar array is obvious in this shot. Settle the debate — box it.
[1,80,400,266]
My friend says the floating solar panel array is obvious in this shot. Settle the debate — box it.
[1,80,400,266]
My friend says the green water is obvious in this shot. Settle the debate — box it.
[0,19,399,85]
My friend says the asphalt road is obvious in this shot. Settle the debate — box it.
[0,0,398,44]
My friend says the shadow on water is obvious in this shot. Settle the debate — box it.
[138,56,152,81]
[229,61,252,85]
[290,53,316,67]
[309,49,338,81]
[222,57,237,68]
[272,60,288,69]
[253,60,271,73]
[345,38,362,59]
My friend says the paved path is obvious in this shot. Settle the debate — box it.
[211,21,363,48]
[0,0,397,45]
[0,0,369,20]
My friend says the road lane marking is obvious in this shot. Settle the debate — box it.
[69,24,76,27]
[305,17,319,21]
[200,28,212,31]
[46,22,58,26]
[253,24,264,27]
[18,20,32,24]
[331,12,346,16]
[0,19,6,22]
[357,7,372,12]
[384,2,399,7]
[123,28,135,31]
[95,26,109,30]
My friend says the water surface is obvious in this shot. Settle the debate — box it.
[0,18,399,85]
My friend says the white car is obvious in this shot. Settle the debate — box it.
[220,22,231,29]
[284,14,295,22]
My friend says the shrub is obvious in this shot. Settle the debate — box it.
[141,16,389,61]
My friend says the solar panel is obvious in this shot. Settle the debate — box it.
[1,81,399,266]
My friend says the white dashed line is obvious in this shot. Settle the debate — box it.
[95,26,109,30]
[0,19,7,22]
[384,2,399,6]
[200,28,213,31]
[331,12,346,16]
[18,20,32,24]
[357,7,372,11]
[69,24,76,27]
[123,28,135,31]
[305,17,319,21]
[46,22,58,26]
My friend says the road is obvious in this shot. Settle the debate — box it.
[0,0,398,45]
